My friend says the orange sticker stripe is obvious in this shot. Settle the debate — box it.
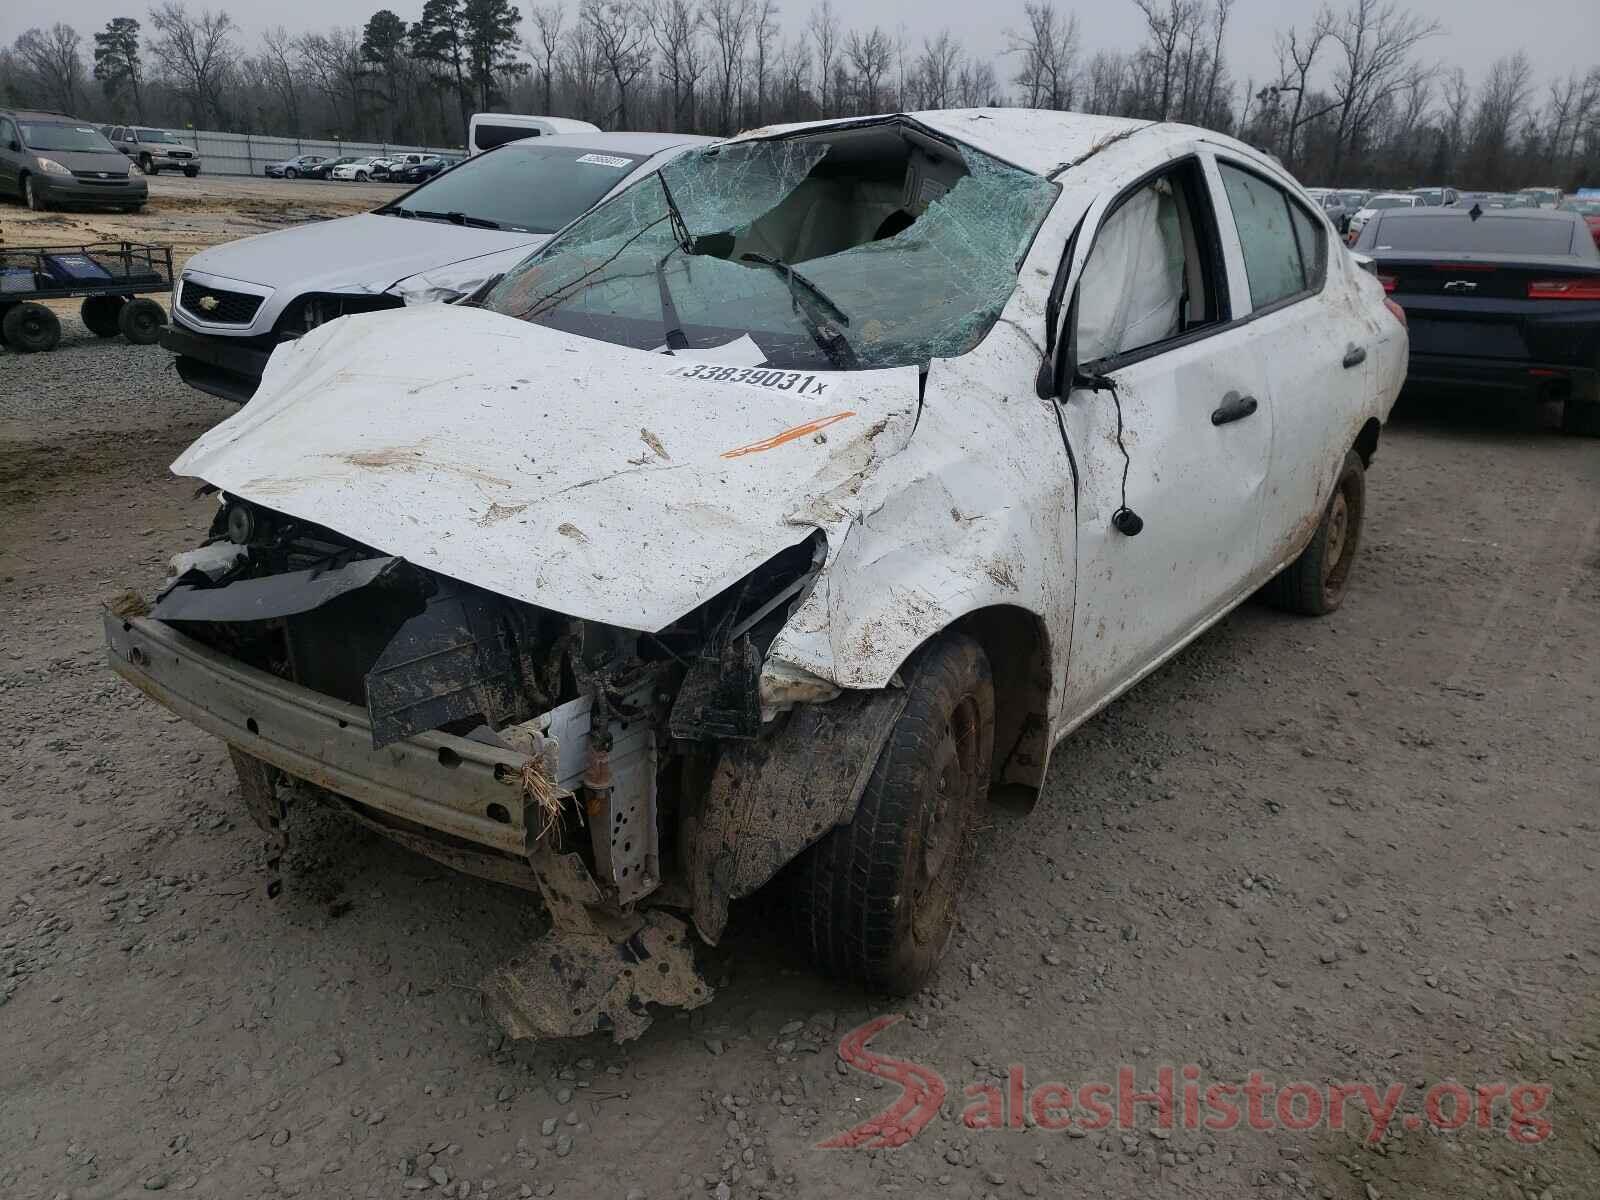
[720,411,856,459]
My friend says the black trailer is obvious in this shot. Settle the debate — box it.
[0,241,174,352]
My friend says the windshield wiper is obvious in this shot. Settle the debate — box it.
[657,173,694,254]
[655,247,689,352]
[389,207,501,230]
[738,252,857,369]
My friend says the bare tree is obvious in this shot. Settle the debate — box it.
[916,30,960,109]
[1132,0,1199,120]
[296,28,366,136]
[845,26,892,113]
[261,26,303,134]
[147,3,239,127]
[1267,6,1332,168]
[1465,50,1532,186]
[750,0,780,125]
[806,0,839,114]
[703,0,751,133]
[646,0,703,130]
[581,0,651,128]
[530,4,565,113]
[1326,0,1441,178]
[14,25,86,114]
[1006,1,1079,109]
[1201,0,1234,124]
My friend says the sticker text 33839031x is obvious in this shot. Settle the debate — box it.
[665,362,830,396]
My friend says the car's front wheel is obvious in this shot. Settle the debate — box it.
[1263,450,1367,615]
[787,634,994,994]
[139,154,155,175]
[284,167,298,179]
[183,166,200,178]
[22,175,47,211]
[356,171,368,181]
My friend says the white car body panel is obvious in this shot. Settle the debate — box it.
[169,108,1406,780]
[171,134,713,339]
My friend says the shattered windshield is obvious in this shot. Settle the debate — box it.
[484,128,1058,370]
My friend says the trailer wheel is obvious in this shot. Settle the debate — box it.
[118,297,167,345]
[81,295,127,337]
[2,303,62,352]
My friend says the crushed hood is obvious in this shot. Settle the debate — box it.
[183,212,546,298]
[171,305,920,630]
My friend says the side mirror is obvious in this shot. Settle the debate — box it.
[1035,289,1079,400]
[7,139,19,153]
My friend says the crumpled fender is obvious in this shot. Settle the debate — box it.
[684,687,908,944]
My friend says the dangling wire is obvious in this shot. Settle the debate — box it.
[1079,371,1141,534]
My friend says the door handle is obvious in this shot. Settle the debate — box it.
[1211,392,1258,426]
[1342,344,1367,369]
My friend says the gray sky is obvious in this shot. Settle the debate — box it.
[5,0,1595,111]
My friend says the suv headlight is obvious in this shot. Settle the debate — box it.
[36,157,72,176]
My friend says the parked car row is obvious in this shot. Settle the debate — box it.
[264,151,463,181]
[111,110,1418,1044]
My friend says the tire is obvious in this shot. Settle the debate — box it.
[1263,450,1367,616]
[787,634,995,994]
[183,165,200,178]
[356,171,368,182]
[22,175,47,211]
[0,302,13,344]
[284,167,298,180]
[2,302,62,352]
[140,155,156,175]
[81,295,126,337]
[122,204,145,213]
[1561,395,1600,437]
[118,297,167,345]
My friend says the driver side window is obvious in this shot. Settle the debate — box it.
[1073,158,1224,368]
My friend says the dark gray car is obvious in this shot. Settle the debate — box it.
[0,110,148,211]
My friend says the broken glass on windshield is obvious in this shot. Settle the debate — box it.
[486,120,1059,371]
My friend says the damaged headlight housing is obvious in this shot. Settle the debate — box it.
[757,658,841,721]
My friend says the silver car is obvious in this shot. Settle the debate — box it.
[106,125,202,176]
[164,132,714,402]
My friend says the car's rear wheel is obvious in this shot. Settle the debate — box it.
[787,634,994,995]
[22,175,47,211]
[1263,450,1367,616]
[81,295,126,337]
[2,302,62,352]
[1561,395,1600,437]
[118,297,167,345]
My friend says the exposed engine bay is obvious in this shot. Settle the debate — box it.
[157,493,826,903]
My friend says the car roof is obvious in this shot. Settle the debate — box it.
[508,131,717,154]
[5,109,88,122]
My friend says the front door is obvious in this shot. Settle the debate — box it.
[1054,155,1274,722]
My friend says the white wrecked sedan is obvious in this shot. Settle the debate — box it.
[105,109,1406,1040]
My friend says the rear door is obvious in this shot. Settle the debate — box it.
[1054,153,1276,718]
[0,118,19,195]
[1210,154,1370,570]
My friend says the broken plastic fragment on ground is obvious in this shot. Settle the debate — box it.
[484,121,1058,370]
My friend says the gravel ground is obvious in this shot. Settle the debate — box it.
[0,337,1597,1200]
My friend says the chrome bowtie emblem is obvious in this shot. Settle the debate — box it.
[197,294,220,313]
[1443,280,1478,293]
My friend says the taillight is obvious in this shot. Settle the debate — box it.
[1384,298,1407,328]
[1528,278,1600,300]
[1377,274,1397,293]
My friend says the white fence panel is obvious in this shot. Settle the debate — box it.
[162,129,459,177]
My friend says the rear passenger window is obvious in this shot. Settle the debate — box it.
[1218,162,1325,310]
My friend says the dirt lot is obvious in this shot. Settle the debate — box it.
[0,174,404,327]
[1,309,1598,1196]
